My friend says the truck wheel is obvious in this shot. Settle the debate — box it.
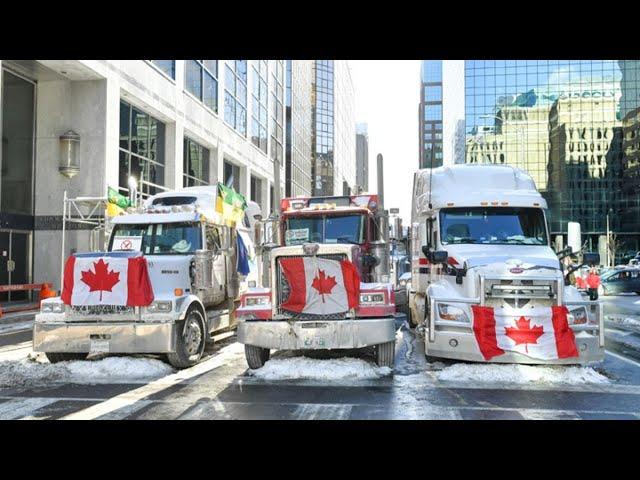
[167,307,206,369]
[376,341,395,368]
[45,352,88,363]
[245,345,270,369]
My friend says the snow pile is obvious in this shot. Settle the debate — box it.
[437,363,609,385]
[250,356,391,381]
[0,356,174,387]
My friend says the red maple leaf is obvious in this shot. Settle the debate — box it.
[504,316,544,353]
[311,269,337,302]
[81,259,120,301]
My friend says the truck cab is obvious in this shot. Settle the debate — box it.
[409,165,604,364]
[34,185,258,369]
[237,194,397,369]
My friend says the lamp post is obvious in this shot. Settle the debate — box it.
[480,114,524,170]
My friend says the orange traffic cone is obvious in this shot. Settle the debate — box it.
[39,283,57,307]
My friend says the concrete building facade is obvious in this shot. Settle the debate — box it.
[0,60,287,296]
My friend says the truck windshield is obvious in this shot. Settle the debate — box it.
[109,222,202,255]
[439,207,547,246]
[285,214,364,245]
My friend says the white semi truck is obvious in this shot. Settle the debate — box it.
[33,186,259,369]
[408,164,604,364]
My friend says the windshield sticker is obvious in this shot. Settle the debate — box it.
[112,235,142,251]
[285,228,310,244]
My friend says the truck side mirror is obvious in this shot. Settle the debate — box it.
[568,222,581,254]
[583,252,600,266]
[430,250,449,264]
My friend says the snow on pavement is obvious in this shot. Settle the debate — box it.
[0,356,174,388]
[606,315,640,329]
[437,363,609,385]
[249,356,392,381]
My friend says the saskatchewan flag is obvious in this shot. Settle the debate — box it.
[108,186,131,209]
[106,186,130,217]
[216,182,247,225]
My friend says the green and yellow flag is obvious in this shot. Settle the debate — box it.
[216,182,247,226]
[108,186,131,209]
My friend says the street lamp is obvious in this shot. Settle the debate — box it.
[59,130,80,178]
[479,114,525,170]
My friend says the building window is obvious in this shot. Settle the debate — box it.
[424,104,442,121]
[271,60,285,165]
[223,160,240,192]
[224,60,247,136]
[119,100,165,196]
[183,138,210,187]
[250,175,262,205]
[424,85,442,102]
[185,60,218,112]
[251,60,268,153]
[150,60,175,79]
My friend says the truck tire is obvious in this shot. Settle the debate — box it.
[167,307,206,369]
[245,344,270,369]
[45,352,88,363]
[376,341,395,368]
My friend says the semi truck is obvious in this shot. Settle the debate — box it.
[408,164,604,364]
[34,185,258,369]
[236,194,398,369]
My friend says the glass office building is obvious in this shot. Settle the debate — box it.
[462,60,640,256]
[419,60,444,168]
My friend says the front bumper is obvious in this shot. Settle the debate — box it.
[237,317,396,350]
[426,329,604,364]
[33,321,176,354]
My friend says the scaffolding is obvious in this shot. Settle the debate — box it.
[60,190,110,289]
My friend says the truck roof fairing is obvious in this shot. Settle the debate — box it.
[413,164,547,215]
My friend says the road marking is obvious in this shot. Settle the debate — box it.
[293,403,352,420]
[606,350,640,368]
[0,397,58,420]
[60,343,244,420]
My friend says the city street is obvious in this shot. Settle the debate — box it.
[1,299,640,420]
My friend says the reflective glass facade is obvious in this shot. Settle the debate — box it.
[270,60,285,165]
[150,60,175,79]
[419,60,443,168]
[185,60,218,112]
[463,60,640,256]
[250,60,268,153]
[312,60,335,195]
[119,100,165,196]
[183,137,209,187]
[285,60,313,197]
[224,60,247,136]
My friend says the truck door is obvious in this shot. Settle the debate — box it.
[205,225,227,305]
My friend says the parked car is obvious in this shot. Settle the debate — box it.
[599,267,640,296]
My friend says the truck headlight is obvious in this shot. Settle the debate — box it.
[568,306,588,325]
[147,301,172,313]
[437,303,469,322]
[246,295,270,306]
[41,302,64,314]
[360,293,385,305]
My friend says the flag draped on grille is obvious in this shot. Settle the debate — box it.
[279,257,360,315]
[61,253,154,307]
[471,305,578,361]
[216,182,247,226]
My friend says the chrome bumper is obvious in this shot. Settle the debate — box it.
[33,321,176,354]
[237,317,396,350]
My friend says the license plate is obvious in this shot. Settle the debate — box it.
[90,339,110,354]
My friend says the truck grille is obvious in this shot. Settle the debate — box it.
[276,254,347,320]
[69,305,136,316]
[484,278,557,309]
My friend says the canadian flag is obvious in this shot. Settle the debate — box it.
[61,254,154,307]
[279,257,360,315]
[471,305,578,361]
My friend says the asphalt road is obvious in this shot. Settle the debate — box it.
[1,309,640,420]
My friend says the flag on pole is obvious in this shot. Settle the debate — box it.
[471,305,578,361]
[279,257,360,315]
[216,182,247,226]
[107,186,131,209]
